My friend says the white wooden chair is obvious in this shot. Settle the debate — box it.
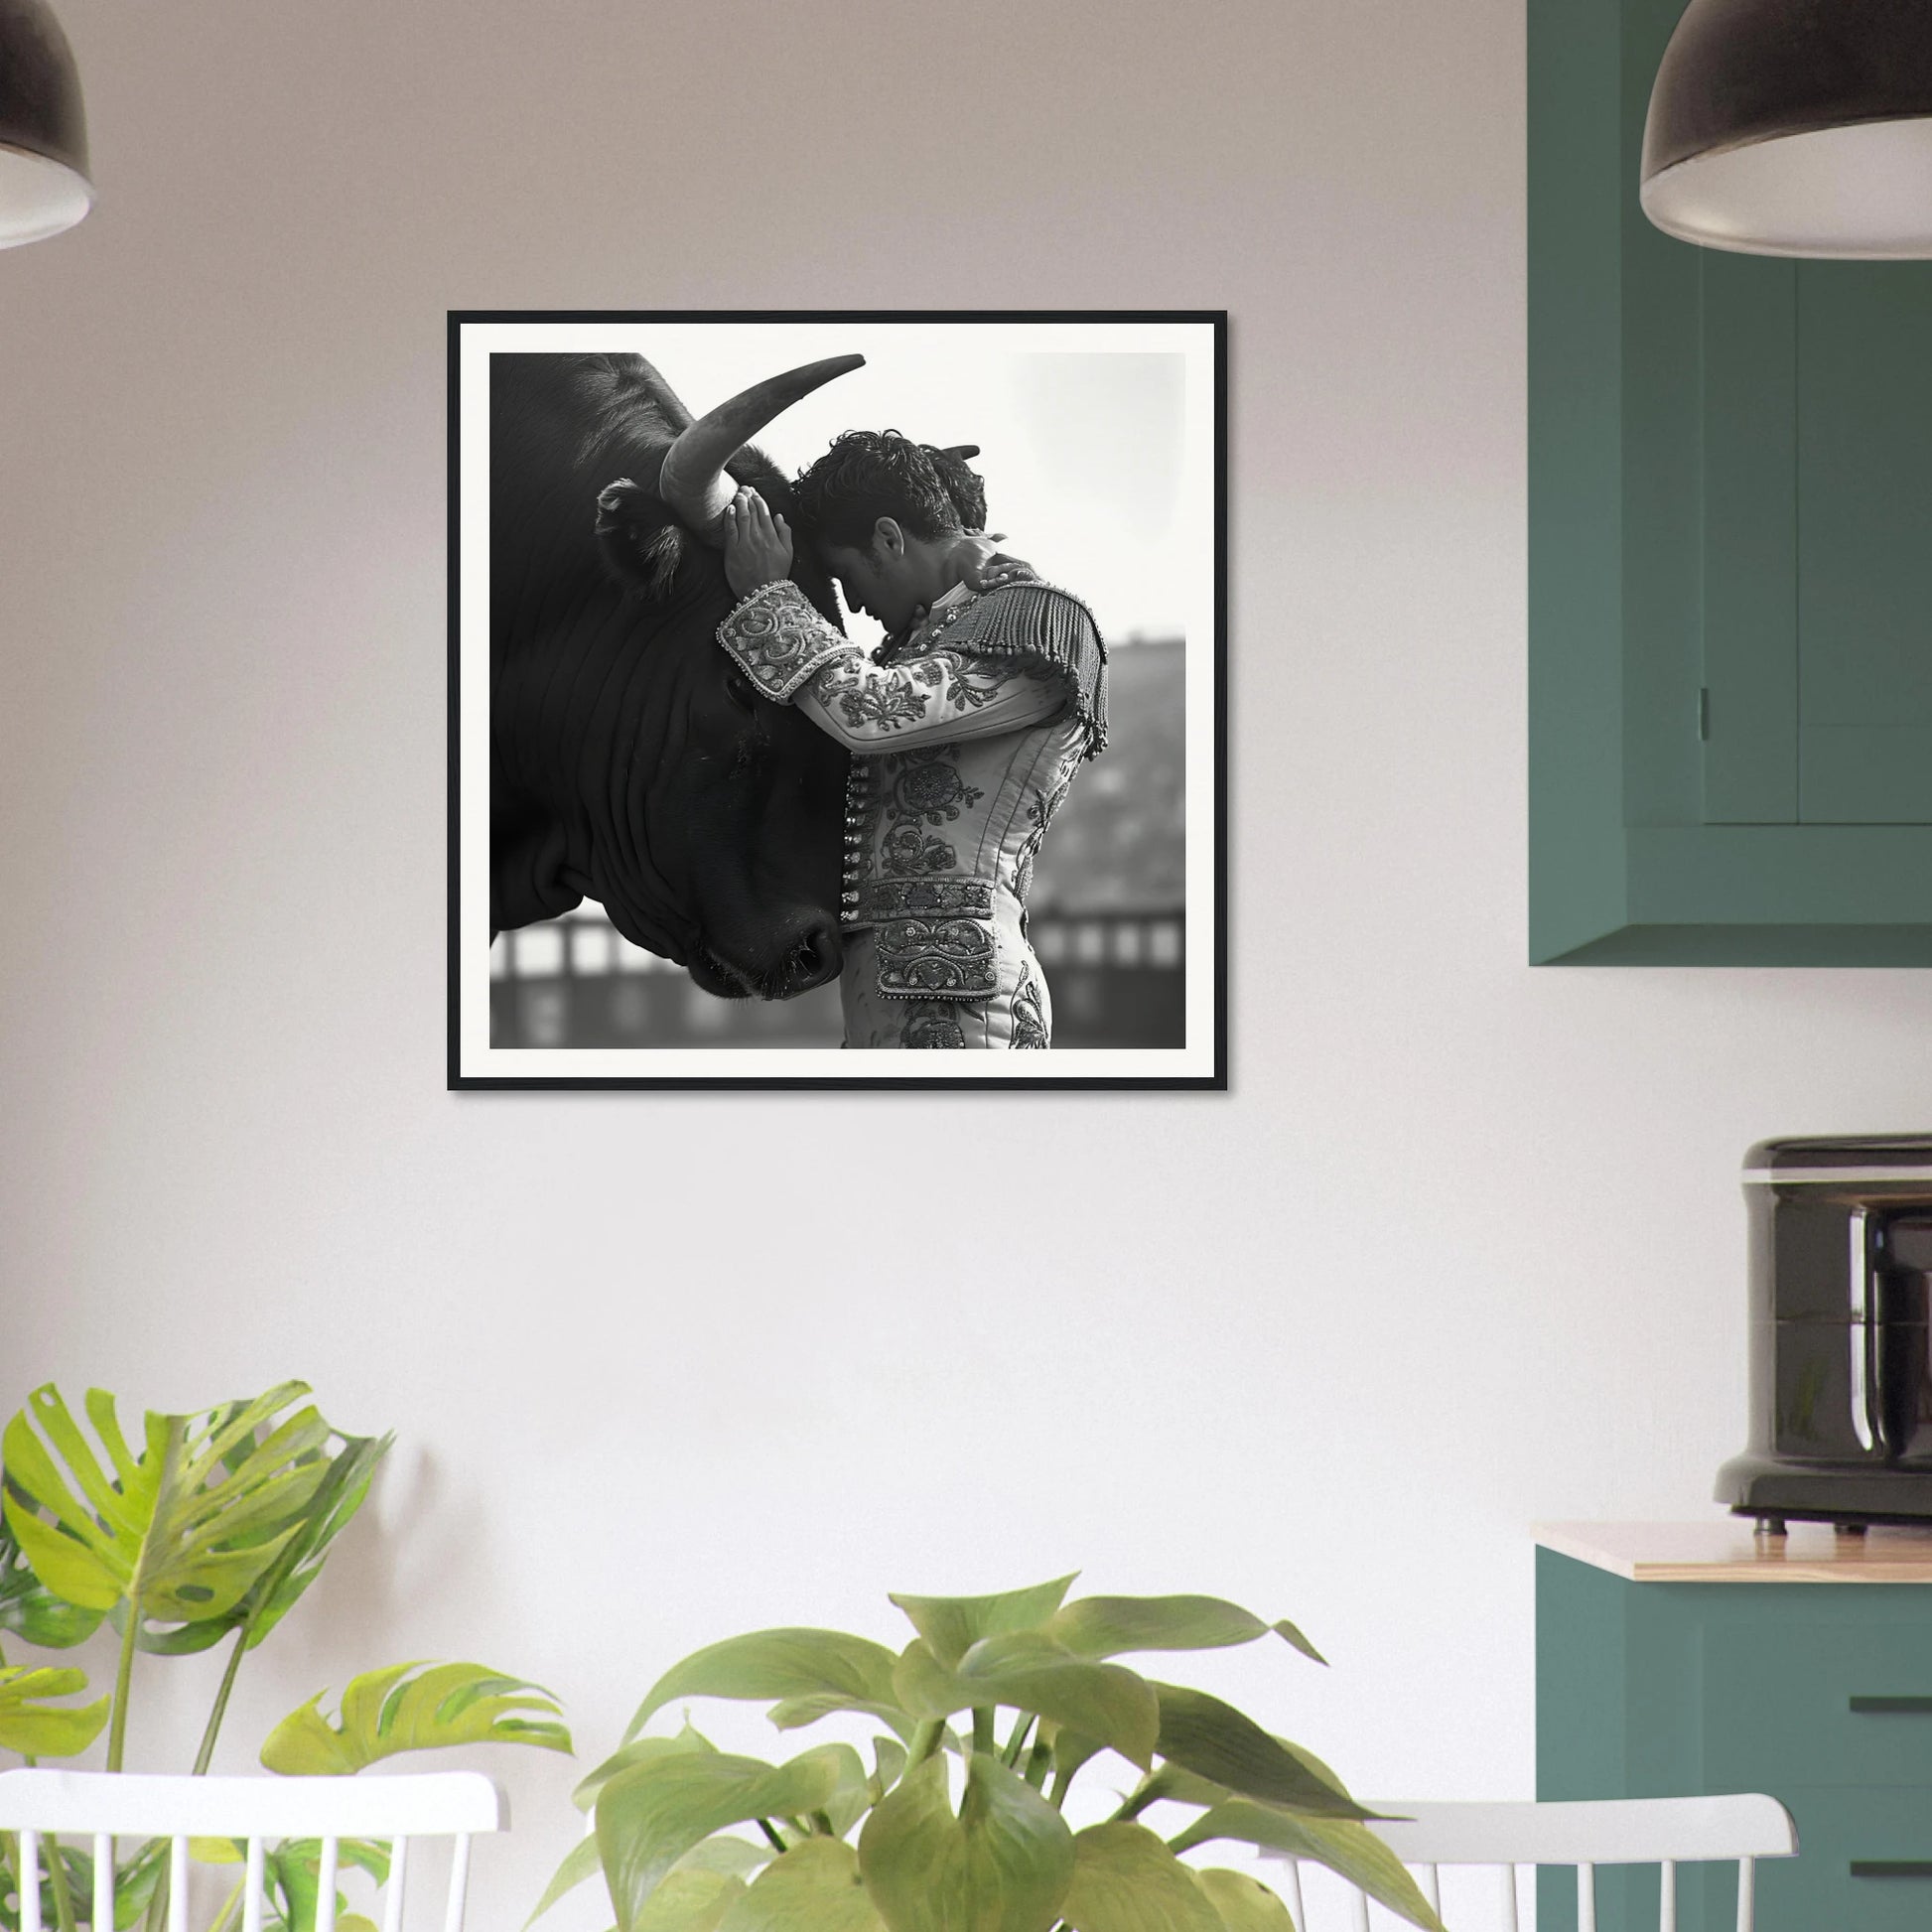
[1265,1794,1798,1931]
[0,1769,505,1932]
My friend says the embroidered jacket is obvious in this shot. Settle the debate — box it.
[717,577,1107,1030]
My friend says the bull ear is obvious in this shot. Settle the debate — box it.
[490,814,581,937]
[594,476,693,599]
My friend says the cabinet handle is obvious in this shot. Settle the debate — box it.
[1852,1863,1932,1878]
[1850,1698,1932,1714]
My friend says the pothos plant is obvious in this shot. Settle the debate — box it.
[534,1576,1447,1932]
[0,1381,571,1932]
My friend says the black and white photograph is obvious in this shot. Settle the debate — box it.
[450,313,1224,1088]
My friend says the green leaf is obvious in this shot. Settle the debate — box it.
[1050,1597,1324,1666]
[627,1630,902,1740]
[1152,1687,1370,1821]
[1118,1761,1229,1816]
[888,1577,1078,1669]
[577,1725,721,1812]
[1045,1727,1106,1793]
[676,1840,775,1878]
[0,1662,110,1757]
[1193,1868,1298,1932]
[0,1835,167,1932]
[0,1518,105,1648]
[871,1737,908,1801]
[1171,1806,1446,1932]
[260,1660,571,1774]
[826,1739,881,1838]
[857,1751,1075,1932]
[1057,1823,1223,1932]
[1126,1736,1351,1821]
[146,1430,393,1657]
[888,1632,1158,1773]
[1267,1621,1326,1667]
[528,1834,605,1925]
[596,1744,855,1927]
[628,1870,747,1932]
[717,1838,886,1932]
[767,1694,918,1742]
[1,1383,328,1634]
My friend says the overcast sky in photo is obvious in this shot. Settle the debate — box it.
[608,324,1192,648]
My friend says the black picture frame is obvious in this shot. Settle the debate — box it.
[449,310,1227,1091]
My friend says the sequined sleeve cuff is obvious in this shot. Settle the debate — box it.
[716,581,851,702]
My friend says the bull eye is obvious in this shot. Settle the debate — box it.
[724,667,759,712]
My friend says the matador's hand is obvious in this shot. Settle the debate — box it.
[724,486,794,598]
[957,535,1039,594]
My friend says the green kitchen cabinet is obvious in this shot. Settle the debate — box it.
[1538,1529,1932,1931]
[1529,0,1932,964]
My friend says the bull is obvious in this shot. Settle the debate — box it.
[487,350,862,1000]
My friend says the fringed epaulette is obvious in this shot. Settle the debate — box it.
[891,583,1109,757]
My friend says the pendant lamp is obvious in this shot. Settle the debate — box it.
[0,0,90,248]
[1642,0,1932,257]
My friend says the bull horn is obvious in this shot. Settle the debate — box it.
[660,352,867,540]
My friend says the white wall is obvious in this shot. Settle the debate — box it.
[5,1,1931,1923]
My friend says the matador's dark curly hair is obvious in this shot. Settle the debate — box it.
[791,430,967,553]
[921,444,987,534]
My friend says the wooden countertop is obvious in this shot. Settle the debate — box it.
[1537,1520,1932,1584]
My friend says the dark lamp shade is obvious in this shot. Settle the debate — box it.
[0,0,90,248]
[1642,0,1932,257]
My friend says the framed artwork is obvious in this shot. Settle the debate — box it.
[449,310,1226,1090]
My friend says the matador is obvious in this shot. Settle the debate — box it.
[715,433,1107,1049]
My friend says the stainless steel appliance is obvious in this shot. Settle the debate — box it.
[1719,1135,1932,1531]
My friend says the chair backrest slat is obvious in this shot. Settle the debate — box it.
[1260,1796,1796,1930]
[20,1828,41,1932]
[445,1833,473,1932]
[92,1830,112,1932]
[0,1771,504,1932]
[385,1836,410,1932]
[317,1835,340,1932]
[1280,1856,1306,1928]
[243,1836,266,1932]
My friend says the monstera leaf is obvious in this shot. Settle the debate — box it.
[0,1661,109,1757]
[0,1519,104,1649]
[3,1836,168,1932]
[195,1835,389,1932]
[1,1383,330,1634]
[137,1428,392,1657]
[260,1661,571,1775]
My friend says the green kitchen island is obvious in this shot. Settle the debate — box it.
[1539,1522,1932,1930]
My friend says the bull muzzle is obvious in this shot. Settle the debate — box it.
[659,352,867,541]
